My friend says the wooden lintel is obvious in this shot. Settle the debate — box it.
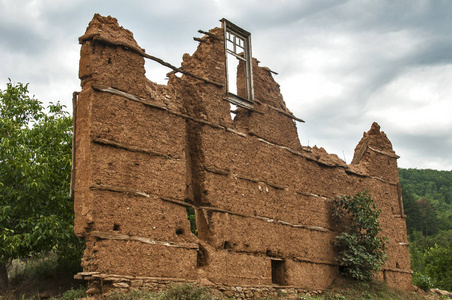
[225,127,247,137]
[159,196,195,208]
[198,203,330,233]
[92,137,177,160]
[204,165,230,176]
[296,191,331,201]
[81,34,223,88]
[90,85,253,142]
[368,146,400,159]
[262,66,279,75]
[269,105,305,123]
[254,99,304,122]
[70,91,80,198]
[91,84,167,110]
[198,30,222,41]
[369,176,398,186]
[91,231,199,249]
[193,37,206,43]
[382,267,413,274]
[95,273,197,283]
[90,184,150,198]
[222,95,257,112]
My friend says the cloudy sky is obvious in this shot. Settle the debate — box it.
[1,0,451,171]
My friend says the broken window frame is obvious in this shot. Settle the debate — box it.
[221,18,254,110]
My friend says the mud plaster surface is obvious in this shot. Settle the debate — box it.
[73,14,414,295]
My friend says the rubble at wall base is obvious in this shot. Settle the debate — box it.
[80,273,325,299]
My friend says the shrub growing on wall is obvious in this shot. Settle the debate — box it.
[332,191,388,281]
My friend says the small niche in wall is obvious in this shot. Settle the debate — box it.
[271,258,286,285]
[197,245,208,267]
[113,224,121,231]
[223,241,233,250]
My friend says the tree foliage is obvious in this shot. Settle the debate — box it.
[400,168,452,291]
[0,80,82,288]
[332,191,388,281]
[400,168,452,233]
[424,244,452,291]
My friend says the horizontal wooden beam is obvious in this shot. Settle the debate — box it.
[91,231,199,249]
[80,33,224,88]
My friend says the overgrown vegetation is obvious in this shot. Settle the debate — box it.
[332,192,387,281]
[107,284,219,300]
[400,168,452,291]
[318,279,429,300]
[0,253,85,299]
[53,286,86,300]
[0,80,83,289]
[103,281,430,300]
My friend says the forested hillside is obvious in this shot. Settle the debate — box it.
[399,168,452,291]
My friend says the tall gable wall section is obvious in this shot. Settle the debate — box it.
[73,14,413,297]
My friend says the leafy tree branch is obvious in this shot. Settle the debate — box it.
[332,191,388,281]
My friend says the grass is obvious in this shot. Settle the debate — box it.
[103,281,438,300]
[310,279,430,300]
[52,287,86,300]
[0,254,444,300]
[0,253,85,300]
[106,284,219,300]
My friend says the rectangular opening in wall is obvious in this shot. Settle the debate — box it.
[221,18,254,110]
[186,207,197,236]
[271,259,286,285]
[226,51,240,95]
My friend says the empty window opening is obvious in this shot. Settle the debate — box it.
[113,224,121,231]
[271,259,286,286]
[222,19,254,110]
[226,47,241,96]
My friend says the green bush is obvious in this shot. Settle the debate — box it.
[424,244,452,291]
[157,284,218,300]
[412,271,432,291]
[108,290,156,300]
[332,192,388,281]
[56,286,87,300]
[106,285,218,300]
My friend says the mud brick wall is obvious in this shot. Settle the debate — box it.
[73,14,413,296]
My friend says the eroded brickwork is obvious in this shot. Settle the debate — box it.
[73,14,413,297]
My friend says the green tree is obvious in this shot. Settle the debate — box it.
[424,244,452,290]
[402,188,422,234]
[0,80,80,289]
[332,191,388,281]
[399,168,452,233]
[417,198,438,237]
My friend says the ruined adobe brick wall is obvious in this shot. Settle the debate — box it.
[73,14,412,297]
